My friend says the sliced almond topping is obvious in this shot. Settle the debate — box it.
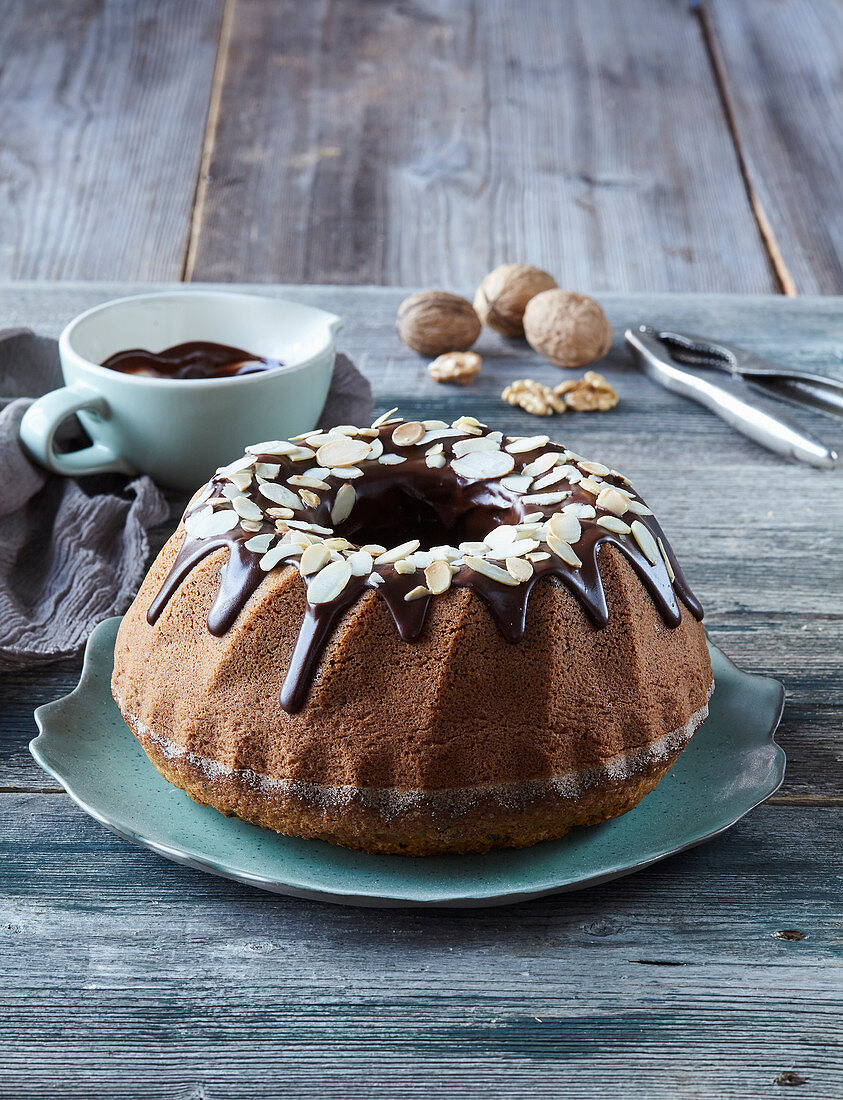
[521,490,570,505]
[259,482,301,510]
[521,451,560,478]
[459,541,489,555]
[547,533,583,567]
[232,495,263,521]
[422,419,448,429]
[563,503,596,519]
[578,477,604,496]
[247,440,303,456]
[266,506,294,519]
[452,436,501,458]
[289,475,331,490]
[331,467,364,479]
[299,543,331,576]
[378,454,406,465]
[216,454,256,477]
[426,454,446,469]
[316,437,371,468]
[395,558,416,574]
[375,539,421,565]
[371,407,399,428]
[451,450,515,480]
[579,459,610,477]
[367,437,384,459]
[404,585,430,601]
[331,483,356,525]
[484,525,519,552]
[596,516,632,534]
[506,556,534,582]
[298,489,321,508]
[527,551,551,562]
[227,468,252,491]
[657,536,676,581]
[307,559,353,603]
[464,555,520,586]
[244,533,274,554]
[185,507,240,539]
[548,511,582,544]
[596,486,630,516]
[348,549,374,576]
[426,442,444,455]
[424,559,452,594]
[240,519,264,533]
[626,499,654,516]
[631,520,659,565]
[505,435,549,454]
[324,537,351,551]
[391,421,425,447]
[259,543,300,571]
[501,474,533,493]
[361,543,387,555]
[253,462,280,480]
[487,539,539,559]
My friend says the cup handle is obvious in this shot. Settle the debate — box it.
[19,383,136,477]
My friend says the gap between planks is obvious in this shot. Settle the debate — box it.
[697,3,797,296]
[181,0,238,282]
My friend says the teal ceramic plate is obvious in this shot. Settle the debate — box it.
[30,617,785,908]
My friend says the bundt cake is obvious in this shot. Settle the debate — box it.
[112,410,713,855]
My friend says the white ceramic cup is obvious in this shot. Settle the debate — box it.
[19,290,341,491]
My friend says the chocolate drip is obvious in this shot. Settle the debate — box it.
[146,423,703,713]
[102,341,283,380]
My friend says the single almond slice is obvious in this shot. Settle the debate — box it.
[505,435,549,454]
[596,486,630,516]
[424,559,452,594]
[186,507,240,539]
[299,543,331,576]
[596,516,632,534]
[451,450,515,480]
[232,495,263,521]
[331,483,356,525]
[244,533,274,554]
[375,539,420,565]
[404,585,430,601]
[316,437,371,468]
[452,436,501,458]
[307,559,353,604]
[631,520,659,565]
[464,555,520,586]
[547,533,583,567]
[259,481,301,510]
[347,549,374,576]
[391,421,425,447]
[657,536,676,581]
[548,511,582,544]
[506,556,534,582]
[579,459,611,477]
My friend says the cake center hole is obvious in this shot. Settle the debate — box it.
[333,481,523,550]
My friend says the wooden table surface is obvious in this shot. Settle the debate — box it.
[1,0,842,1096]
[2,281,842,1097]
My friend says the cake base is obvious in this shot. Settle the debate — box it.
[118,689,712,856]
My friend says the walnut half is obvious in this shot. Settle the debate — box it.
[554,370,619,411]
[501,378,566,416]
[428,351,482,385]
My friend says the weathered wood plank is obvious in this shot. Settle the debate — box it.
[1,285,841,803]
[188,0,775,291]
[0,0,225,280]
[2,797,841,1097]
[703,0,843,293]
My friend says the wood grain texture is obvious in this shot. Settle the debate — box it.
[703,0,843,293]
[2,795,842,1098]
[0,0,225,280]
[188,0,775,291]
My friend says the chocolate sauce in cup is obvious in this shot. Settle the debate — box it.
[102,341,284,380]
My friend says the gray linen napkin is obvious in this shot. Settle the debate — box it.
[0,331,372,670]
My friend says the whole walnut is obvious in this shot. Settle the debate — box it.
[523,289,613,368]
[474,263,557,337]
[396,291,481,356]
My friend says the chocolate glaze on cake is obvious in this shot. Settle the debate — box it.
[147,415,701,712]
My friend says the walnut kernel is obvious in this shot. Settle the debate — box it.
[428,351,482,385]
[474,263,557,337]
[554,371,619,411]
[523,289,613,368]
[501,378,565,417]
[397,291,481,356]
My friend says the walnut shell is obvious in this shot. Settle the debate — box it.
[396,291,481,356]
[474,263,557,337]
[523,289,613,368]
